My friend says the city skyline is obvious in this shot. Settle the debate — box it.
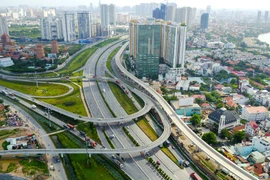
[2,0,270,10]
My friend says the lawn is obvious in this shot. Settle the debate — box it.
[38,82,87,116]
[0,79,69,96]
[9,25,40,38]
[76,122,101,144]
[106,47,120,75]
[108,82,138,115]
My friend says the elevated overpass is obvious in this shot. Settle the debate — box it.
[114,42,257,180]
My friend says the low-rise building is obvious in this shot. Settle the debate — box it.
[171,96,201,116]
[235,143,253,156]
[245,121,260,137]
[208,108,240,133]
[201,102,212,110]
[191,94,206,101]
[252,136,270,153]
[0,57,14,67]
[248,151,265,164]
[242,106,268,121]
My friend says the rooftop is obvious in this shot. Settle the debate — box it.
[208,109,239,125]
[245,106,268,114]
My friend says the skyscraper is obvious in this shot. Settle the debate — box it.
[265,11,269,22]
[206,5,211,14]
[178,24,187,69]
[175,7,187,24]
[166,5,176,21]
[200,13,209,30]
[152,3,166,20]
[175,7,196,28]
[257,11,262,22]
[77,11,91,39]
[0,17,9,36]
[129,20,161,79]
[129,20,187,79]
[100,4,115,36]
[62,12,76,42]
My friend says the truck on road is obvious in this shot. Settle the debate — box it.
[190,172,202,180]
[67,123,75,130]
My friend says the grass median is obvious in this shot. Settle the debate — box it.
[38,82,87,116]
[0,79,69,96]
[106,47,120,75]
[108,82,138,115]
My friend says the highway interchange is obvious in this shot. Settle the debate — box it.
[0,38,258,180]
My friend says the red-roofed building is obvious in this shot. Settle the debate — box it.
[215,84,224,91]
[253,163,264,176]
[223,97,238,108]
[191,94,206,101]
[245,121,260,136]
[201,103,212,110]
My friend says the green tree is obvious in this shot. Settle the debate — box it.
[220,129,232,140]
[190,114,201,127]
[202,132,217,145]
[233,131,246,143]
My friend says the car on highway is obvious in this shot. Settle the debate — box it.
[156,161,161,165]
[110,134,115,139]
[112,155,116,159]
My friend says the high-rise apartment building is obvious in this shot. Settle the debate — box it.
[257,11,262,22]
[166,5,176,21]
[135,3,159,17]
[178,25,187,69]
[175,7,196,28]
[265,11,269,22]
[100,4,115,36]
[175,7,187,24]
[129,20,187,79]
[200,13,209,30]
[77,11,91,39]
[62,12,76,42]
[152,3,166,20]
[206,5,211,14]
[40,18,63,40]
[0,17,9,36]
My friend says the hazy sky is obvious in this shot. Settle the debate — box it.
[4,0,269,10]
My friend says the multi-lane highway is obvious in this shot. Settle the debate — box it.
[115,42,257,180]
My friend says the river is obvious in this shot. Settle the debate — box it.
[258,33,270,45]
